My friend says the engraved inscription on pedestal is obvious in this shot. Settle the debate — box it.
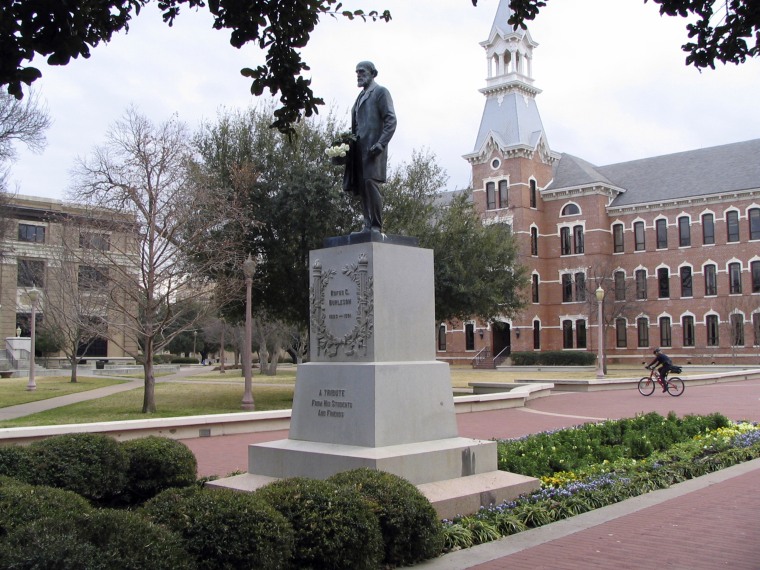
[310,388,355,419]
[310,254,373,358]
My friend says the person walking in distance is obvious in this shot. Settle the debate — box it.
[343,60,397,233]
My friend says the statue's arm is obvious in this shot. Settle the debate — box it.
[375,88,397,148]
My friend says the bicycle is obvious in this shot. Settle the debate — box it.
[638,367,685,397]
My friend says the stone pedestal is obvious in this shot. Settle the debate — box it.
[210,234,539,515]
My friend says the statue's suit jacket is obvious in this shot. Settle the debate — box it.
[343,82,397,195]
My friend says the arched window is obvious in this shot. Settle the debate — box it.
[729,262,742,294]
[562,320,573,348]
[635,269,647,300]
[680,266,693,297]
[498,180,508,208]
[704,264,718,296]
[529,179,537,208]
[533,320,541,350]
[706,315,719,346]
[678,216,691,247]
[465,323,475,351]
[530,227,538,256]
[486,182,496,210]
[614,271,626,301]
[656,218,668,249]
[637,317,649,348]
[634,221,646,251]
[613,223,624,253]
[749,208,760,240]
[615,318,627,348]
[730,313,745,346]
[659,316,672,347]
[682,315,695,347]
[702,213,715,244]
[726,210,740,242]
[561,203,580,216]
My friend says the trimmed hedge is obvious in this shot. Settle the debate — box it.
[0,476,93,536]
[121,436,197,504]
[170,357,200,364]
[510,351,596,366]
[329,468,444,566]
[255,477,383,570]
[141,486,293,570]
[0,509,194,570]
[25,433,128,501]
[0,445,31,481]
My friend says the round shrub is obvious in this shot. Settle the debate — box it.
[0,509,194,570]
[255,477,383,570]
[329,468,444,565]
[141,486,293,570]
[121,436,197,503]
[0,445,32,481]
[0,477,92,536]
[26,433,128,501]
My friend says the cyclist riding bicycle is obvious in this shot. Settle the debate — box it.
[646,348,676,392]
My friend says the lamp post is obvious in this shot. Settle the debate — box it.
[26,288,39,391]
[242,254,257,410]
[193,330,198,361]
[219,318,226,374]
[595,286,605,379]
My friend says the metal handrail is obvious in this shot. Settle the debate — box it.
[472,346,492,367]
[493,345,512,366]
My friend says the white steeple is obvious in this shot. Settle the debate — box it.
[464,0,552,164]
[481,0,539,93]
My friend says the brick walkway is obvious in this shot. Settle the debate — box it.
[182,379,760,568]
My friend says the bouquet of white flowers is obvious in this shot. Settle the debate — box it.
[325,142,350,159]
[325,132,356,165]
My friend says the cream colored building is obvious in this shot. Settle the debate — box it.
[1,194,138,366]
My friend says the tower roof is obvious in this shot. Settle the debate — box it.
[465,0,548,161]
[470,92,546,155]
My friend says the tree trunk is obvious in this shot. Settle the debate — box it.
[142,337,156,413]
[69,353,78,383]
[266,342,280,375]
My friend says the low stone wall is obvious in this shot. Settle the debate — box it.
[518,368,760,392]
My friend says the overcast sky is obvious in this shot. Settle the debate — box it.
[8,0,760,201]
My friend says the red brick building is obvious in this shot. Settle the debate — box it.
[437,1,760,366]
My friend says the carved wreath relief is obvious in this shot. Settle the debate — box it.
[310,254,373,358]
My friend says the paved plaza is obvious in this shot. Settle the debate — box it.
[3,370,759,568]
[181,378,760,569]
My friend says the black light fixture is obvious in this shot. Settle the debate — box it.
[515,328,520,339]
[478,328,484,339]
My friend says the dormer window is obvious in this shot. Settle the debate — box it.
[561,203,580,216]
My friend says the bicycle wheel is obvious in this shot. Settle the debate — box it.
[666,377,685,397]
[638,377,655,396]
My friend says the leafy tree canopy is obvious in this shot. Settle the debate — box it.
[0,0,389,134]
[474,0,760,70]
[3,1,756,136]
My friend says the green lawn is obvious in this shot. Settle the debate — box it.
[0,365,647,428]
[0,383,294,428]
[0,376,129,408]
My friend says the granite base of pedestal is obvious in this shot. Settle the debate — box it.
[247,436,495,484]
[209,462,541,519]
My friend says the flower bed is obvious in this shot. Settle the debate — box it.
[442,413,760,550]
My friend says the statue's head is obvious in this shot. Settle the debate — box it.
[356,61,378,77]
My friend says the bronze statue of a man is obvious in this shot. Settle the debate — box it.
[343,61,397,233]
